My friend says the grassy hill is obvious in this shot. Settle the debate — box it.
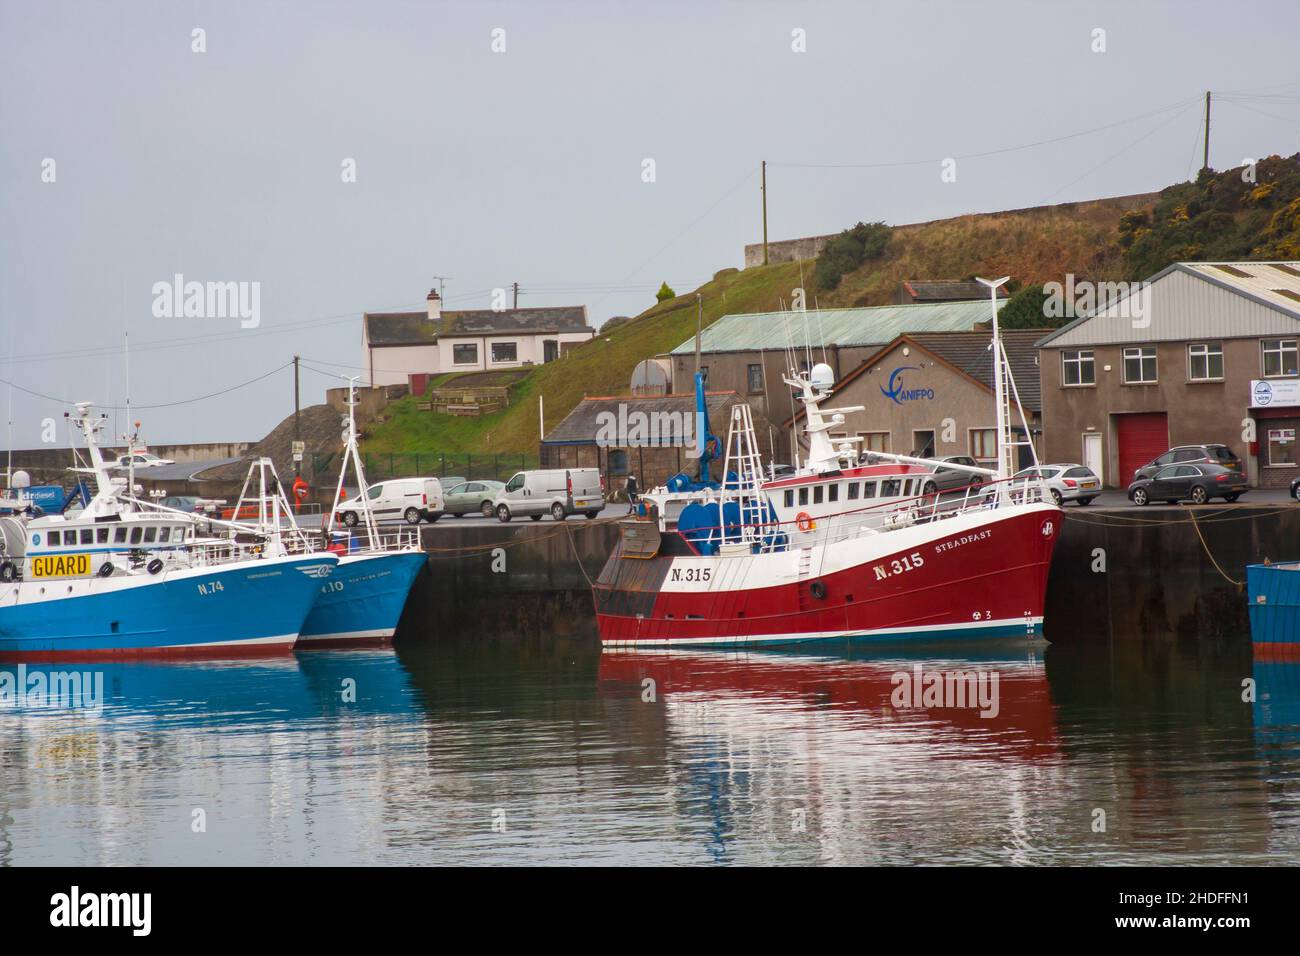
[362,262,806,457]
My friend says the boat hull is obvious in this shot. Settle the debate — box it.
[594,504,1060,648]
[1247,563,1300,658]
[296,550,426,648]
[0,554,337,661]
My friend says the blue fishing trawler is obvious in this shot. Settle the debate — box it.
[1247,561,1300,658]
[0,404,338,660]
[175,380,425,648]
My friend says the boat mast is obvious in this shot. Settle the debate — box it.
[977,276,1012,479]
[327,377,378,539]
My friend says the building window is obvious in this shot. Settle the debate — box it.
[1122,346,1157,384]
[1263,339,1299,378]
[607,449,629,475]
[970,428,997,462]
[859,432,890,453]
[491,342,518,364]
[1268,428,1297,467]
[747,364,764,394]
[1061,349,1095,386]
[1188,343,1223,381]
[453,343,478,365]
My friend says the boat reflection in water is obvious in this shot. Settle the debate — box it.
[597,643,1064,864]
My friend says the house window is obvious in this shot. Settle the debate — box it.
[453,343,478,365]
[859,432,890,453]
[970,428,997,462]
[491,342,518,364]
[1061,349,1095,386]
[1122,346,1157,384]
[1268,428,1297,467]
[1263,339,1299,378]
[747,364,764,394]
[1188,343,1223,381]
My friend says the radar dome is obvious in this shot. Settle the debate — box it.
[10,470,30,489]
[810,363,835,390]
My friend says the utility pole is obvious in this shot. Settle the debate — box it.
[512,281,519,309]
[293,355,301,476]
[761,160,769,266]
[1202,91,1211,174]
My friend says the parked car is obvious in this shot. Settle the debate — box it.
[335,477,446,526]
[160,495,201,513]
[494,469,605,522]
[1291,475,1300,501]
[1011,463,1101,506]
[442,479,505,517]
[1127,463,1249,505]
[920,456,984,494]
[111,452,175,469]
[1132,444,1242,482]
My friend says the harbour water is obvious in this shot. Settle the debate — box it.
[3,624,1298,866]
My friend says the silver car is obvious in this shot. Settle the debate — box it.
[1012,463,1101,506]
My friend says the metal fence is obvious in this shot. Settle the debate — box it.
[309,452,537,484]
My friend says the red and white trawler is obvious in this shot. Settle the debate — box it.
[592,278,1061,648]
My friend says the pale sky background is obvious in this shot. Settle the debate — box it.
[1,0,1297,448]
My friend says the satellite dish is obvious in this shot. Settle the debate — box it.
[811,363,835,390]
[10,470,30,489]
[631,359,670,396]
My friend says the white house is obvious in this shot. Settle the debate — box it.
[361,289,595,385]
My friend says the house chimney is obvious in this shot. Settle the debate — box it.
[426,288,442,322]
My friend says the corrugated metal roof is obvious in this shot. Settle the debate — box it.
[669,300,1001,355]
[903,280,1009,301]
[1037,261,1300,348]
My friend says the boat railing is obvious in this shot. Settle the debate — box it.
[669,475,1051,556]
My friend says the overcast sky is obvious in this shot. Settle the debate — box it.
[1,0,1297,449]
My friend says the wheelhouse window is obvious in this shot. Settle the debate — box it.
[798,487,808,506]
[847,482,860,500]
[1268,428,1297,467]
[784,489,794,508]
[1263,339,1299,378]
[452,343,478,365]
[1061,349,1095,386]
[861,481,878,498]
[746,364,764,394]
[1188,343,1223,381]
[1122,346,1157,384]
[813,485,824,505]
[490,341,518,364]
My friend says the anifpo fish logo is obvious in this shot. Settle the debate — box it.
[880,366,934,405]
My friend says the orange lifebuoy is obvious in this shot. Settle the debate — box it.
[292,477,310,501]
[796,511,815,532]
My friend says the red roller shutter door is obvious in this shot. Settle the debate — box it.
[1116,413,1169,485]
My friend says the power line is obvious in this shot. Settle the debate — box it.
[0,361,292,411]
[769,97,1201,169]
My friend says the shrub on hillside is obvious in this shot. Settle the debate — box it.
[1121,154,1300,278]
[655,282,677,303]
[812,221,891,291]
[994,285,1072,330]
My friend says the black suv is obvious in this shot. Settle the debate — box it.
[1132,444,1242,483]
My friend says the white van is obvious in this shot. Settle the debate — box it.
[494,469,605,522]
[335,478,445,526]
